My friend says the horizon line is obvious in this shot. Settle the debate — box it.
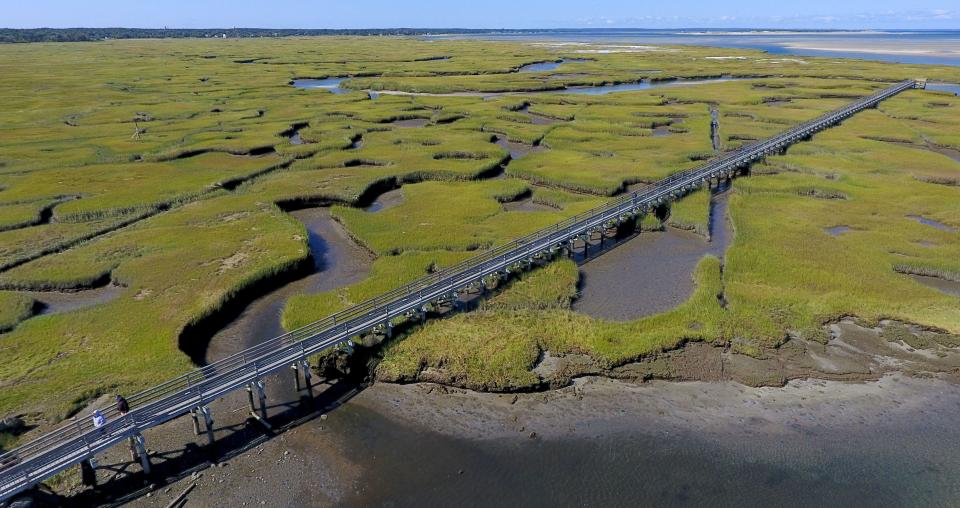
[4,26,960,31]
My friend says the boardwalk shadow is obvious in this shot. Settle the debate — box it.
[58,378,364,507]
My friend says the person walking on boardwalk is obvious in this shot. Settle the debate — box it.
[91,410,107,436]
[115,394,130,415]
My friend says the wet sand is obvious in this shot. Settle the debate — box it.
[784,41,960,58]
[573,190,731,320]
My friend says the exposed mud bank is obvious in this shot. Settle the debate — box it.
[492,135,544,159]
[910,274,960,297]
[19,284,124,318]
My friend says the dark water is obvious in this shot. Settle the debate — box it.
[337,397,960,508]
[437,29,960,67]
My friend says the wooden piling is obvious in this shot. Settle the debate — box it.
[190,409,200,436]
[302,360,314,399]
[80,459,97,487]
[132,434,151,475]
[292,364,302,392]
[201,407,215,447]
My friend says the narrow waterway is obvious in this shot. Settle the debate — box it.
[517,58,591,73]
[204,208,373,363]
[293,76,761,98]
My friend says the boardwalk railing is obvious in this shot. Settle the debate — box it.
[0,79,917,502]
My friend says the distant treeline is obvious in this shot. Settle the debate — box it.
[0,27,543,43]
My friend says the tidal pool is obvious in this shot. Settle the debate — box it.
[907,214,957,233]
[572,190,732,320]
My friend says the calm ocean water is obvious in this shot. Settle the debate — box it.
[437,29,960,67]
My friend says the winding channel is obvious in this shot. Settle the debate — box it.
[204,208,373,364]
[293,76,758,97]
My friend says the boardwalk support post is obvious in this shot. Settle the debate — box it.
[80,458,97,487]
[256,380,268,422]
[246,384,257,414]
[246,381,272,430]
[132,434,151,475]
[301,359,314,399]
[200,406,215,446]
[292,363,302,392]
[190,408,200,436]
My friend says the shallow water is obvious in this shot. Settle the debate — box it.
[439,29,960,67]
[204,207,372,363]
[906,214,957,233]
[824,225,851,236]
[926,82,960,96]
[298,76,759,98]
[291,78,349,94]
[336,383,960,508]
[518,58,591,73]
[572,190,731,320]
[652,125,671,137]
[549,77,748,96]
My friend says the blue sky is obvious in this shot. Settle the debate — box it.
[3,0,958,29]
